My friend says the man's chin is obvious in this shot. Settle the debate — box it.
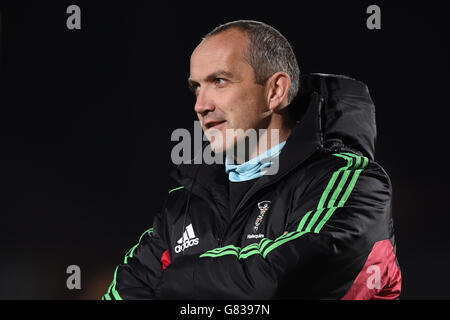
[205,128,229,154]
[208,141,230,155]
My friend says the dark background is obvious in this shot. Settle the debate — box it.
[0,1,448,299]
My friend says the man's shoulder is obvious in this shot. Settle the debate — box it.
[299,147,391,190]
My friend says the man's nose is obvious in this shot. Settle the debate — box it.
[194,89,215,116]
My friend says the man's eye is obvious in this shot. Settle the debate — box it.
[190,85,200,95]
[214,78,227,86]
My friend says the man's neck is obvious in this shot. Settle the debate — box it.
[229,123,293,164]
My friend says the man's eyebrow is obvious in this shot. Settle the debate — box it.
[187,78,199,89]
[188,70,235,86]
[204,70,234,81]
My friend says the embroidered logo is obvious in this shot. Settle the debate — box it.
[253,201,271,232]
[174,224,199,253]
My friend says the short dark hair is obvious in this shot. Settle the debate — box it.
[204,20,300,104]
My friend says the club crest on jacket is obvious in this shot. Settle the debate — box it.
[253,201,271,233]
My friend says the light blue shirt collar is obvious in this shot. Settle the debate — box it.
[225,141,286,182]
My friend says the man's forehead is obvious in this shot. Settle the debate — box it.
[190,29,249,79]
[197,28,248,53]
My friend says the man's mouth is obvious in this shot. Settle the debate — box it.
[205,120,227,130]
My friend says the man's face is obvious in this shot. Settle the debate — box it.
[189,28,270,153]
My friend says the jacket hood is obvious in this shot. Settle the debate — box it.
[295,73,377,160]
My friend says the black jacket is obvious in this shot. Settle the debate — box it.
[103,73,402,300]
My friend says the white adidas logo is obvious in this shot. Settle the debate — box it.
[174,224,199,253]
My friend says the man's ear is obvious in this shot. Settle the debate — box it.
[266,72,291,112]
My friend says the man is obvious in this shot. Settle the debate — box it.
[103,20,401,300]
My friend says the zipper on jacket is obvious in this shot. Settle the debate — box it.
[217,144,322,247]
[218,186,263,247]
